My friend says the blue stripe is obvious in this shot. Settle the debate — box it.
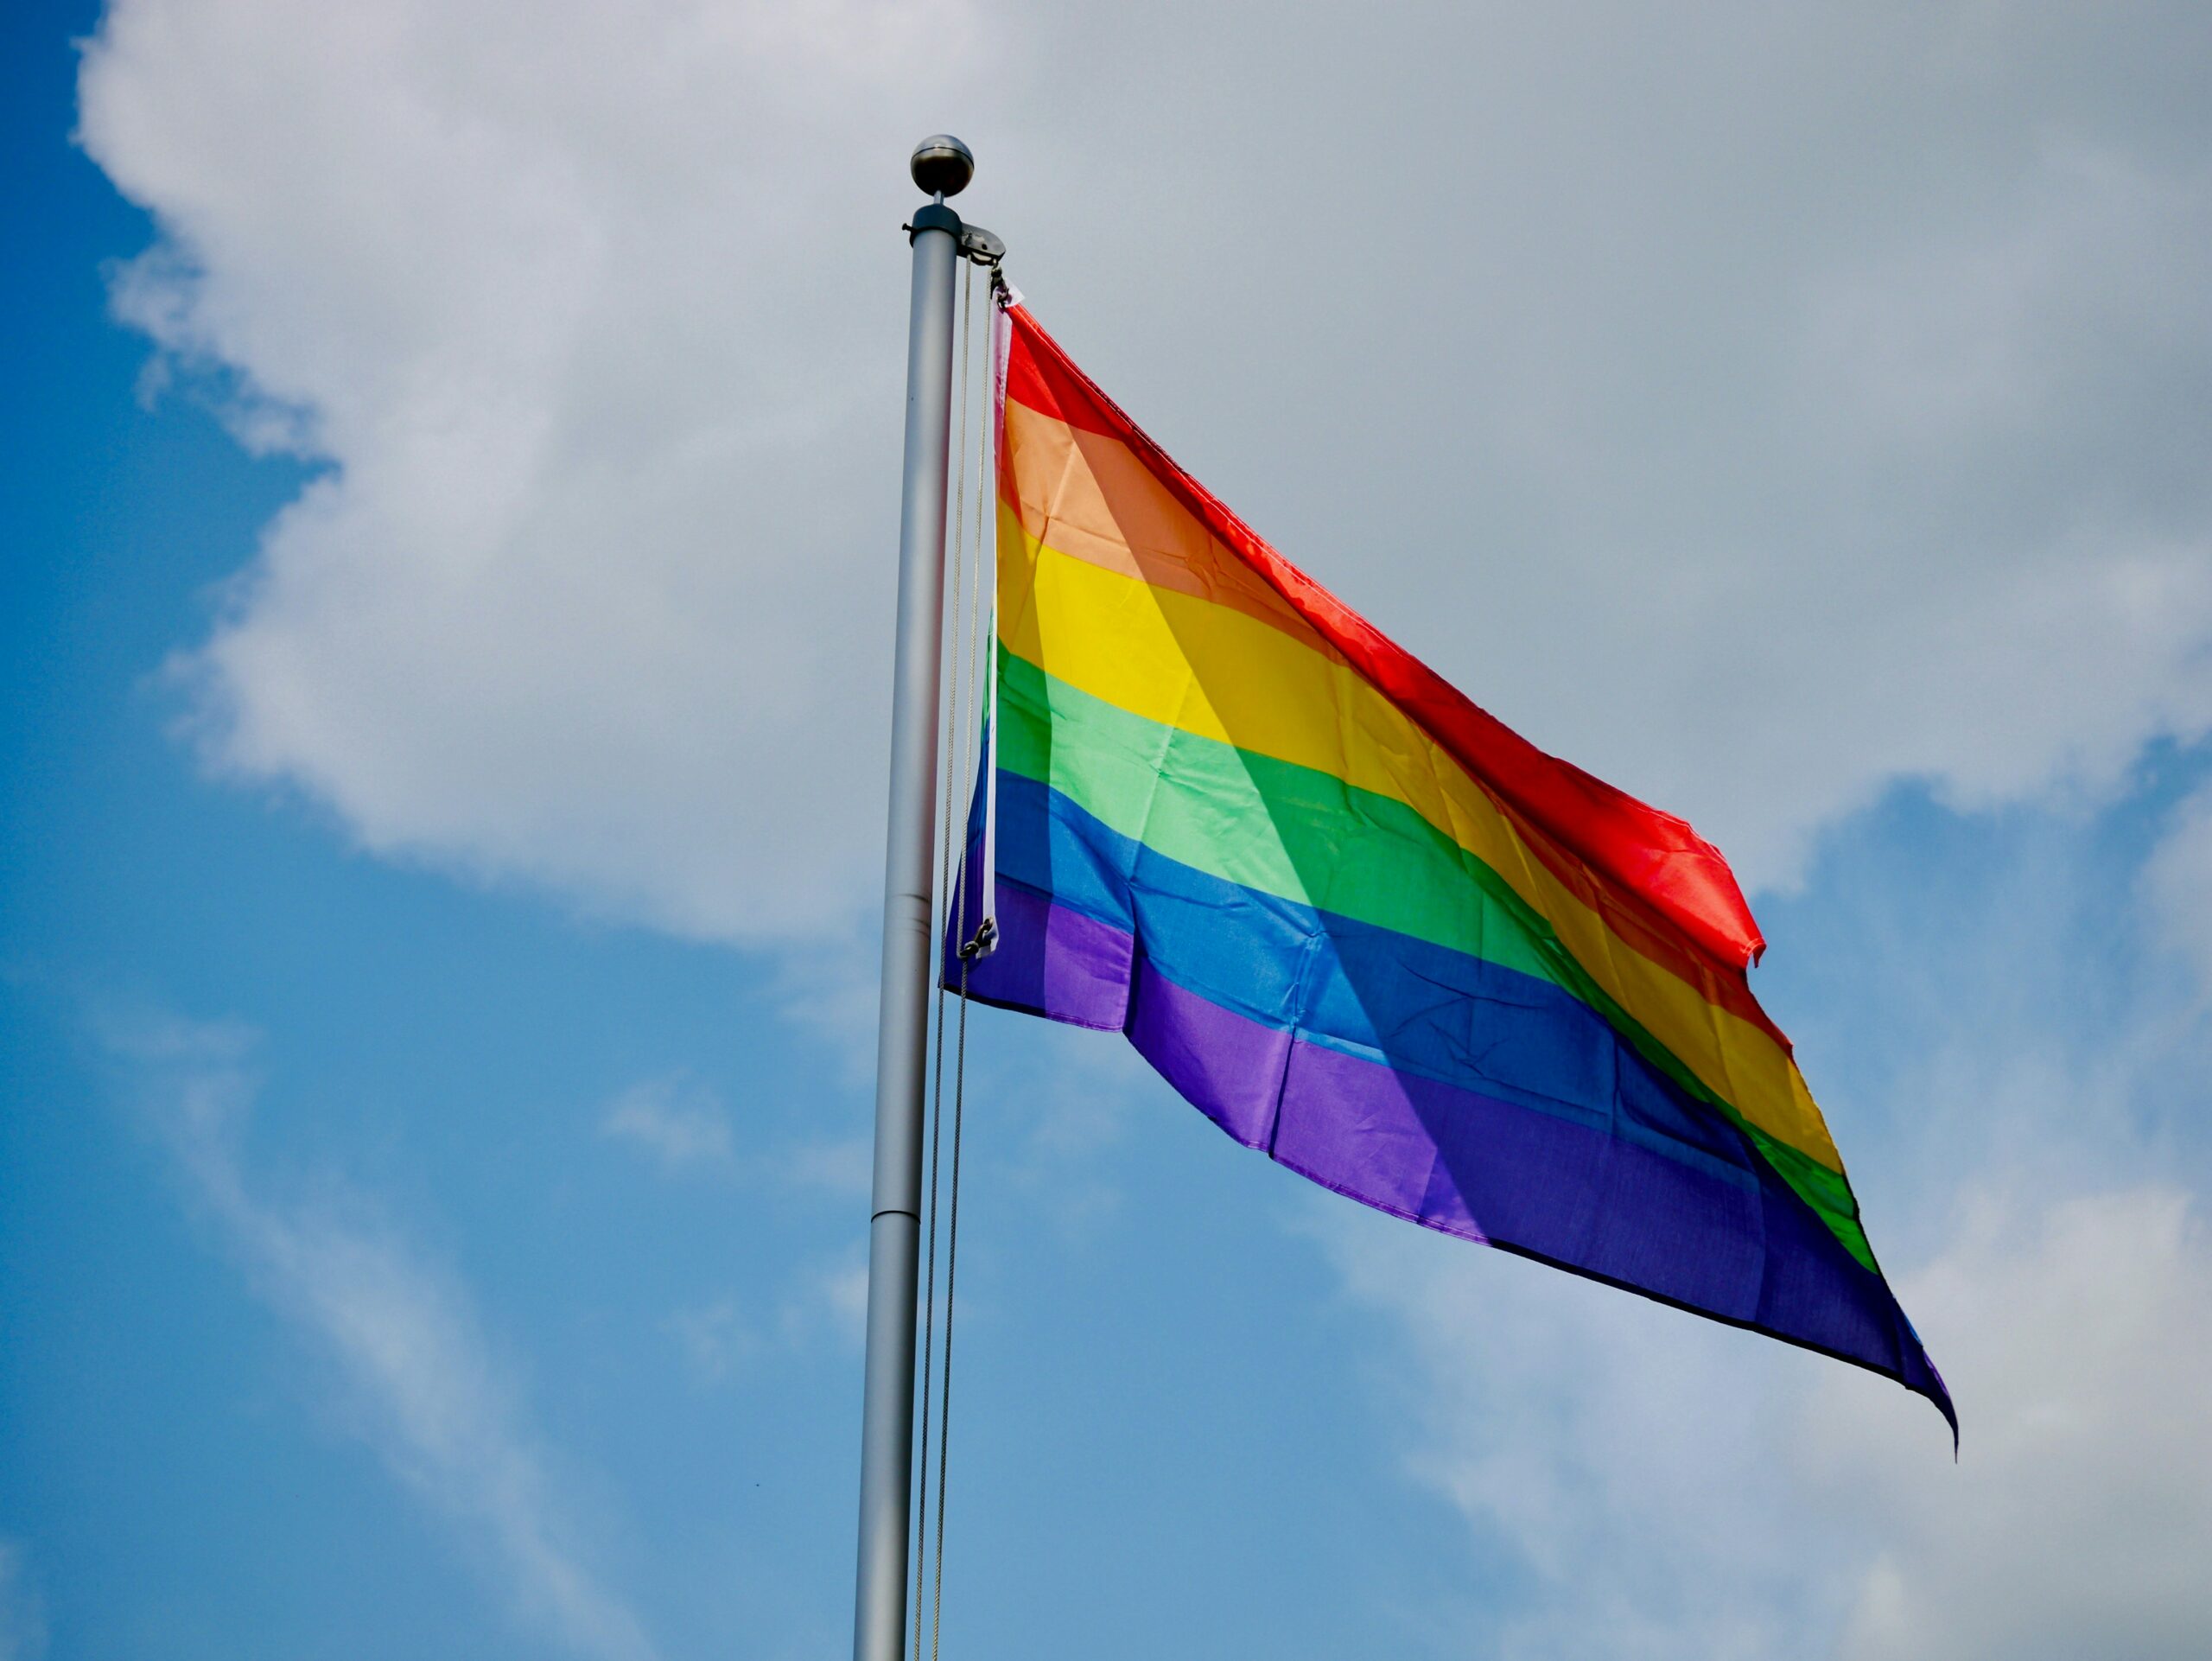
[988,767,1761,1195]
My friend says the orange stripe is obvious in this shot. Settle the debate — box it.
[1004,392,1333,652]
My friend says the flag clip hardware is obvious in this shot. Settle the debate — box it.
[957,917,997,961]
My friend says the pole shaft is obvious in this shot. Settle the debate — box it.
[853,206,961,1661]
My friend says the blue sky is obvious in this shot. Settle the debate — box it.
[7,3,2212,1658]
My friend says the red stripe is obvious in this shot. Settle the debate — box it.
[1005,304,1770,981]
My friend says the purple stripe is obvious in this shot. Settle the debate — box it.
[1132,961,1764,1297]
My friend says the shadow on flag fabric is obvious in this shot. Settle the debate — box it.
[949,301,1954,1436]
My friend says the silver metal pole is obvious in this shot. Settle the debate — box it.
[853,133,974,1661]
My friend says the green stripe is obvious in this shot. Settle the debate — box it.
[1001,648,1876,1270]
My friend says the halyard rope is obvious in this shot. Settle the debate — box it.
[914,254,990,1661]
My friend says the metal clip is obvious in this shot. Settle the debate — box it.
[957,916,999,962]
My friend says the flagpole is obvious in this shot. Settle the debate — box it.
[852,134,972,1661]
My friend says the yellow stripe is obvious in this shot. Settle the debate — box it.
[1002,512,1840,1171]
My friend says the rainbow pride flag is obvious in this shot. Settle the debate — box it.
[951,302,1951,1430]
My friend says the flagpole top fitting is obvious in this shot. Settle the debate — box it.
[911,134,974,200]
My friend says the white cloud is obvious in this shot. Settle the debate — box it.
[77,0,989,944]
[0,1543,46,1661]
[815,1257,871,1347]
[1317,1200,1847,1661]
[1317,1174,2212,1661]
[669,1253,868,1386]
[601,1072,877,1194]
[72,1,2212,946]
[777,1135,873,1198]
[2144,781,2212,994]
[601,1073,734,1172]
[109,1015,658,1661]
[1814,1186,2212,1661]
[666,1296,753,1384]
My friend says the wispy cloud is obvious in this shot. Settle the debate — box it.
[598,1067,873,1203]
[812,1256,870,1348]
[666,1297,753,1385]
[600,1073,734,1173]
[776,1135,872,1199]
[667,1247,868,1390]
[0,1543,46,1661]
[1815,1184,2212,1661]
[2143,779,2212,997]
[107,1013,659,1661]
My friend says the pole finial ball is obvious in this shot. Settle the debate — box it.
[911,135,975,198]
